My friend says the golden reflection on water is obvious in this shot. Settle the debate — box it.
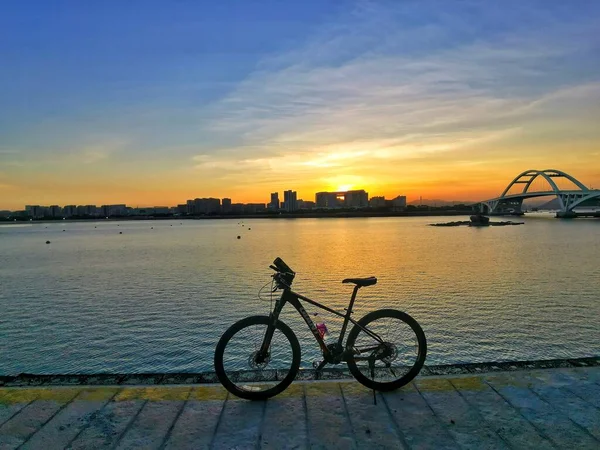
[0,215,598,374]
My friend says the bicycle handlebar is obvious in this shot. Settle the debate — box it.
[271,257,295,289]
[273,257,294,275]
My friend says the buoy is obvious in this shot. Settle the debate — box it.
[119,231,123,234]
[62,230,66,232]
[237,235,241,239]
[248,228,251,230]
[151,227,154,229]
[94,226,97,228]
[46,240,51,244]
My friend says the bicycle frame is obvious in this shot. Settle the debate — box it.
[258,284,384,362]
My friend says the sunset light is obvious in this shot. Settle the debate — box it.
[1,1,599,210]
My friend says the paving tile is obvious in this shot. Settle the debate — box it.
[259,385,307,449]
[163,399,225,450]
[531,384,600,441]
[212,397,265,450]
[416,379,509,449]
[340,382,404,449]
[449,378,554,449]
[487,382,599,449]
[304,383,356,450]
[67,399,145,450]
[0,389,33,428]
[383,383,458,450]
[21,388,118,450]
[0,401,74,449]
[115,398,186,450]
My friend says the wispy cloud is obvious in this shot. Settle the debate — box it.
[191,1,600,193]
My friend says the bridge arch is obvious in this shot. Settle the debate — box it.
[499,169,588,198]
[479,169,596,215]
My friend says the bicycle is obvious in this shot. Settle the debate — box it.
[214,257,427,401]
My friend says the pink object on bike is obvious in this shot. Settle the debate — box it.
[316,322,328,338]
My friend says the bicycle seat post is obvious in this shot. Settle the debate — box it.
[337,284,360,347]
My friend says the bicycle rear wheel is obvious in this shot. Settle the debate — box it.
[346,309,426,391]
[214,316,301,400]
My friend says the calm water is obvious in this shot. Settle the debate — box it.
[1,215,599,375]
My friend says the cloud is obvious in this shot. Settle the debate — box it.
[195,0,600,188]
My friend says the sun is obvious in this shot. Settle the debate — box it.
[336,184,354,192]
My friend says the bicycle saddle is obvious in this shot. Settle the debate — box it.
[342,277,377,287]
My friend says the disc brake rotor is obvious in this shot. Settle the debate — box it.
[248,351,270,370]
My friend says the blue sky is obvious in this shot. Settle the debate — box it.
[1,0,600,208]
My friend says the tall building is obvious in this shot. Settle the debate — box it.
[283,190,297,212]
[315,190,369,209]
[222,198,232,214]
[269,192,280,210]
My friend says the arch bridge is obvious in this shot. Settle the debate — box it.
[478,169,600,217]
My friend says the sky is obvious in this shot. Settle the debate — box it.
[1,0,600,209]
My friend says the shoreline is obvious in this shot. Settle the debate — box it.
[2,356,597,387]
[0,210,486,225]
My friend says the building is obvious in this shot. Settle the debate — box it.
[391,195,407,211]
[49,205,63,217]
[221,198,232,214]
[315,190,369,209]
[187,198,221,215]
[244,203,267,214]
[176,204,187,215]
[269,192,280,210]
[283,190,297,212]
[25,205,43,218]
[63,205,77,217]
[369,196,386,208]
[101,204,127,217]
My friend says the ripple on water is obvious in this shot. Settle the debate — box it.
[0,217,599,375]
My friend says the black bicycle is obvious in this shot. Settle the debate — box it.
[214,257,427,400]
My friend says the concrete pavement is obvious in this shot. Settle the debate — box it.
[0,365,599,449]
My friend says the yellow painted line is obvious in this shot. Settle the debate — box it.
[339,381,371,396]
[304,382,342,397]
[37,388,81,402]
[113,387,147,401]
[448,376,486,391]
[114,386,191,402]
[275,383,304,399]
[0,388,41,404]
[415,378,454,392]
[77,387,119,402]
[190,386,227,401]
[0,387,80,404]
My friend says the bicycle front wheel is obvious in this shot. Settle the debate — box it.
[346,309,426,391]
[214,316,301,400]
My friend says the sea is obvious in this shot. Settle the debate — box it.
[1,215,599,375]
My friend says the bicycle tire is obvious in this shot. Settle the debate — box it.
[214,315,301,400]
[346,309,427,391]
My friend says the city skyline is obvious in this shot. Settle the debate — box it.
[2,1,600,210]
